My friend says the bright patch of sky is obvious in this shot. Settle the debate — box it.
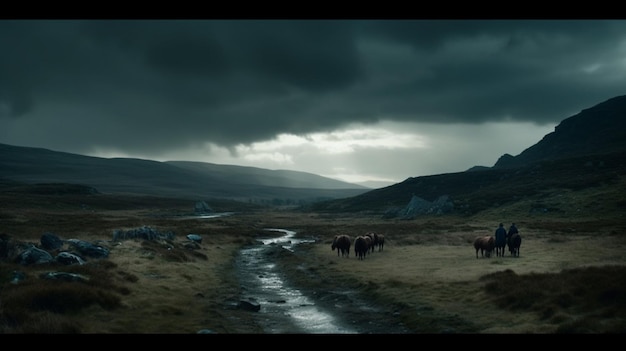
[88,120,555,186]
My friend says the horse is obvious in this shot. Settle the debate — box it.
[495,228,507,257]
[331,235,351,257]
[354,236,369,260]
[474,236,495,258]
[508,233,522,257]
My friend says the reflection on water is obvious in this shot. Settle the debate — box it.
[181,212,235,219]
[236,228,356,334]
[260,228,315,252]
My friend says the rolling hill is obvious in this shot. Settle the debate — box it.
[0,143,368,204]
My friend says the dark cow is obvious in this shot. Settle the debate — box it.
[474,236,495,258]
[363,235,373,255]
[331,235,351,257]
[354,236,369,260]
[365,232,377,253]
[508,233,522,257]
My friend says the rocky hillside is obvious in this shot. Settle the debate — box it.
[309,94,626,216]
[494,95,626,168]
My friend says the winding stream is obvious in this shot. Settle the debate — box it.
[235,228,357,334]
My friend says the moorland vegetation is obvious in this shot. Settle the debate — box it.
[1,176,625,333]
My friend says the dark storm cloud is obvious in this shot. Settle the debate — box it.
[1,19,625,156]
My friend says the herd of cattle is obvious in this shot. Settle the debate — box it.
[331,231,522,260]
[474,233,522,258]
[331,232,384,260]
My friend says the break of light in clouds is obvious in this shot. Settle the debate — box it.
[1,19,624,187]
[89,120,556,185]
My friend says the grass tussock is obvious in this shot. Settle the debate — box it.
[4,311,83,334]
[481,266,626,333]
[0,268,123,333]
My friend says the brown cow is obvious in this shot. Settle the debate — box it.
[331,235,351,257]
[474,236,495,258]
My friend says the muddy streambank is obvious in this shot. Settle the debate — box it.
[233,229,415,334]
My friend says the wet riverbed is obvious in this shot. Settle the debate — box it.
[234,228,411,334]
[235,228,357,333]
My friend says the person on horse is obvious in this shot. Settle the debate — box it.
[495,223,507,256]
[508,223,519,239]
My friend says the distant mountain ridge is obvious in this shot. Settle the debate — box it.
[493,94,626,169]
[0,143,368,203]
[310,94,626,214]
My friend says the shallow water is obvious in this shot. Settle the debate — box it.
[235,228,357,334]
[179,212,235,219]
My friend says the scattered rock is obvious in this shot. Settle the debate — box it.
[17,245,54,265]
[56,252,86,265]
[11,271,25,284]
[187,234,202,243]
[238,298,261,312]
[196,329,216,334]
[66,239,110,258]
[40,271,89,282]
[40,232,64,250]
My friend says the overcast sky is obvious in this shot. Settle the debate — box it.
[1,19,625,187]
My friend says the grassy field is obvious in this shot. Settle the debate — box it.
[1,184,625,334]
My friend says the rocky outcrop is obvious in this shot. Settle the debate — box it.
[494,95,626,169]
[383,194,454,219]
[194,201,212,214]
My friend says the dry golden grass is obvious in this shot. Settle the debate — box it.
[254,210,626,333]
[1,189,625,334]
